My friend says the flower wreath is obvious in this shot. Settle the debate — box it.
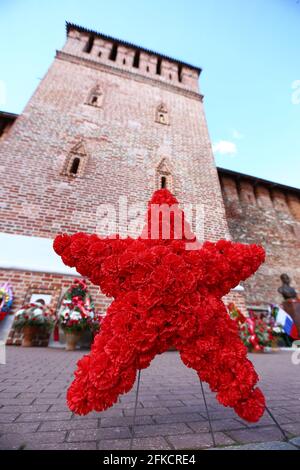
[14,300,54,330]
[58,278,101,333]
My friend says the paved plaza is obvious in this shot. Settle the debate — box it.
[0,347,300,450]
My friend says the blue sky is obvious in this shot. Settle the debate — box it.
[0,0,299,188]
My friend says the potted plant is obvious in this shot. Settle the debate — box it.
[14,299,54,347]
[58,279,100,351]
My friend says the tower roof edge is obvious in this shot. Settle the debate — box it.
[65,21,202,74]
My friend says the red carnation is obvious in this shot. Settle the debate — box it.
[53,234,71,255]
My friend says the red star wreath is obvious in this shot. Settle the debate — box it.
[53,189,266,422]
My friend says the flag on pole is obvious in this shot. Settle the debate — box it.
[274,306,299,339]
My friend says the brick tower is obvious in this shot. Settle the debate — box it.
[0,22,242,334]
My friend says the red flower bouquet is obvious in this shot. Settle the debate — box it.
[54,189,266,422]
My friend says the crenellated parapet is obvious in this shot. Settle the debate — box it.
[219,168,300,218]
[218,167,300,306]
[61,22,201,94]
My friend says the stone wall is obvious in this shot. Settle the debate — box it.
[219,170,300,307]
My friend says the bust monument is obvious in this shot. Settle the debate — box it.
[278,273,300,338]
[278,273,298,300]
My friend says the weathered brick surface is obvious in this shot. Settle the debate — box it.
[219,171,300,306]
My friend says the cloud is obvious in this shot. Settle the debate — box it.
[232,129,244,140]
[212,140,237,156]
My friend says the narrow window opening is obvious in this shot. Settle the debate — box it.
[109,42,118,61]
[123,58,126,65]
[146,66,150,72]
[84,35,94,54]
[156,103,169,125]
[161,176,167,189]
[133,50,140,68]
[87,85,103,107]
[98,51,102,57]
[178,64,182,82]
[70,157,80,175]
[169,73,172,80]
[156,57,162,75]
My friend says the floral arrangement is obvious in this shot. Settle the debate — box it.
[228,303,273,351]
[14,299,54,331]
[227,302,246,325]
[54,189,266,423]
[58,278,101,333]
[0,283,13,321]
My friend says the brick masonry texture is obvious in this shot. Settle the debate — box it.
[220,173,300,306]
[0,22,299,320]
[0,349,299,450]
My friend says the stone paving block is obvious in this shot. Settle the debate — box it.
[98,437,171,450]
[39,418,99,432]
[100,415,154,427]
[227,425,286,444]
[0,392,19,398]
[167,432,235,449]
[124,407,170,417]
[91,408,124,418]
[0,433,27,450]
[153,412,204,425]
[113,401,143,409]
[167,405,206,416]
[142,400,185,408]
[20,431,67,445]
[189,418,246,433]
[26,441,98,450]
[206,410,238,420]
[0,404,50,414]
[0,398,35,406]
[48,403,71,412]
[16,411,72,422]
[214,441,297,450]
[67,426,131,442]
[0,422,40,434]
[33,397,66,405]
[133,422,191,438]
[0,413,20,423]
[180,399,205,407]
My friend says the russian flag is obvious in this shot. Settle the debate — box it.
[275,307,299,339]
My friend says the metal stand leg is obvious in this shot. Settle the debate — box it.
[129,370,141,450]
[265,405,289,442]
[200,379,216,447]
